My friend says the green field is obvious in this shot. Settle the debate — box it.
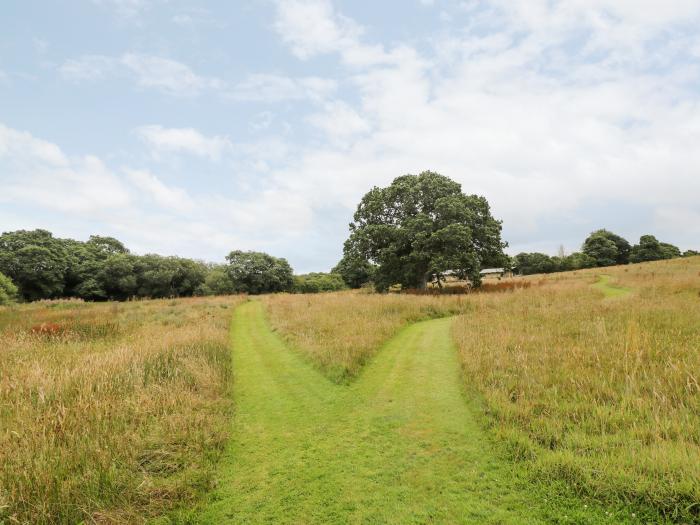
[1,258,698,523]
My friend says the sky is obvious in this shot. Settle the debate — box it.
[1,0,699,272]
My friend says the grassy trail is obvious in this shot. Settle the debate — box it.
[197,301,608,524]
[592,274,631,297]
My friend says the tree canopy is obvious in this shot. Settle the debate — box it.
[629,235,680,263]
[0,230,69,301]
[342,171,507,290]
[332,252,376,289]
[225,250,294,294]
[583,229,631,266]
[515,230,688,276]
[293,272,346,294]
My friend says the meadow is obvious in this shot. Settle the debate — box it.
[2,258,698,523]
[262,291,470,382]
[453,258,700,522]
[263,258,700,522]
[0,295,244,523]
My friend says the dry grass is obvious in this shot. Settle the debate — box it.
[262,291,469,382]
[0,295,245,524]
[453,257,700,521]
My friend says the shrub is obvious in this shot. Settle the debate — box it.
[293,273,346,294]
[0,272,18,305]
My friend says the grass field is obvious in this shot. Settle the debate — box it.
[452,258,700,522]
[199,301,625,524]
[262,258,700,522]
[2,258,698,523]
[262,292,469,382]
[0,295,244,523]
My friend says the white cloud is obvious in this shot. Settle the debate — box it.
[135,125,232,160]
[8,2,700,269]
[120,53,221,95]
[0,124,131,214]
[59,55,115,81]
[59,53,221,96]
[273,0,361,59]
[264,0,700,256]
[171,7,213,26]
[228,73,336,102]
[126,169,194,211]
[0,123,315,263]
[307,101,371,138]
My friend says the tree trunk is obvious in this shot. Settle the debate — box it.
[419,272,431,290]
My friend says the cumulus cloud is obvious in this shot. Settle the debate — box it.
[273,0,391,66]
[0,124,130,214]
[135,125,233,160]
[59,55,115,81]
[59,53,221,96]
[10,1,700,269]
[307,101,371,139]
[266,0,700,256]
[273,0,362,59]
[0,122,313,262]
[227,74,336,102]
[120,53,222,95]
[126,169,195,212]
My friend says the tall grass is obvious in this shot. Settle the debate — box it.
[0,295,244,524]
[453,257,700,521]
[262,292,468,382]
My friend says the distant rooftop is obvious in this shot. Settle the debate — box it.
[480,268,505,275]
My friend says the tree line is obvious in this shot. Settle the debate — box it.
[512,229,697,275]
[2,173,696,302]
[0,229,346,303]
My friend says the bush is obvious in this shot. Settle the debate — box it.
[293,273,346,294]
[0,272,18,305]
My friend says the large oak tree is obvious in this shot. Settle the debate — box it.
[343,171,507,291]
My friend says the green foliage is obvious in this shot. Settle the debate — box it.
[293,272,346,294]
[583,229,631,265]
[0,230,69,301]
[659,242,681,259]
[629,235,679,263]
[135,255,207,298]
[0,229,210,302]
[332,252,376,288]
[513,251,596,275]
[563,251,597,270]
[0,272,18,305]
[343,171,507,291]
[683,249,700,257]
[582,230,628,266]
[513,252,558,275]
[197,265,237,296]
[516,230,682,276]
[225,250,294,294]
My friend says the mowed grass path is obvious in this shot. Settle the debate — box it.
[198,301,614,524]
[592,274,631,298]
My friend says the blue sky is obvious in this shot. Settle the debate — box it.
[2,0,700,272]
